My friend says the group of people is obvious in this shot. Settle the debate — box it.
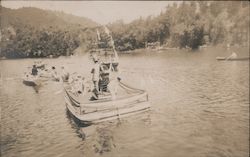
[29,53,120,101]
[90,54,120,100]
[30,62,69,82]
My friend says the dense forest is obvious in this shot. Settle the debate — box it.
[108,1,249,51]
[0,6,98,58]
[0,1,249,58]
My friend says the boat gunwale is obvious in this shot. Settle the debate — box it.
[65,95,150,123]
[64,82,148,108]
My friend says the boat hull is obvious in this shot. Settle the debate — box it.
[64,82,150,124]
[23,80,37,86]
[23,75,49,86]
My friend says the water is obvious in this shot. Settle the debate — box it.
[1,47,249,157]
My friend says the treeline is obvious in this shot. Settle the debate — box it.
[0,7,98,58]
[2,25,78,58]
[1,2,249,58]
[108,1,249,51]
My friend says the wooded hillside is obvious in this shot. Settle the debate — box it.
[108,1,249,51]
[0,6,98,58]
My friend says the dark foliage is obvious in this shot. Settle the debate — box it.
[108,1,249,51]
[0,6,98,58]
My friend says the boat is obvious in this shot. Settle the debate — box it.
[216,56,250,61]
[64,81,150,124]
[64,26,150,124]
[23,78,37,86]
[22,75,42,86]
[22,69,51,86]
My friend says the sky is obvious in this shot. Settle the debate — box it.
[1,1,178,24]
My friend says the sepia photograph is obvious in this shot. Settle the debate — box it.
[0,1,249,157]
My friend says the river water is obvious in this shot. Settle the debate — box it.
[0,47,249,157]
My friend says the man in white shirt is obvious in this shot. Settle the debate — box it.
[91,58,100,92]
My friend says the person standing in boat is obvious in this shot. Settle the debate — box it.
[90,55,100,101]
[91,57,100,92]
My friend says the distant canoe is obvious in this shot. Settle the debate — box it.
[64,81,150,124]
[216,57,250,61]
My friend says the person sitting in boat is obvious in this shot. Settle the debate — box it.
[90,88,99,101]
[107,61,121,100]
[72,76,85,95]
[51,66,60,81]
[227,52,237,60]
[61,66,69,82]
[31,65,38,76]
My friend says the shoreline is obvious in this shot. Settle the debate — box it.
[1,44,249,60]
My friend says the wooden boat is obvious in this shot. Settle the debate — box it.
[216,56,250,61]
[23,73,49,86]
[23,79,37,86]
[64,26,150,124]
[64,81,150,124]
[23,75,41,86]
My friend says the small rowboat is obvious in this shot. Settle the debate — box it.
[216,56,250,61]
[23,74,49,86]
[23,75,41,86]
[23,79,38,86]
[64,81,150,124]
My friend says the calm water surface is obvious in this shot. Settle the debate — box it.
[0,47,249,157]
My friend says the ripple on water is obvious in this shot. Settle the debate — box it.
[1,50,249,157]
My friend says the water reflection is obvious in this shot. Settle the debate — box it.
[65,109,90,139]
[66,103,151,155]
